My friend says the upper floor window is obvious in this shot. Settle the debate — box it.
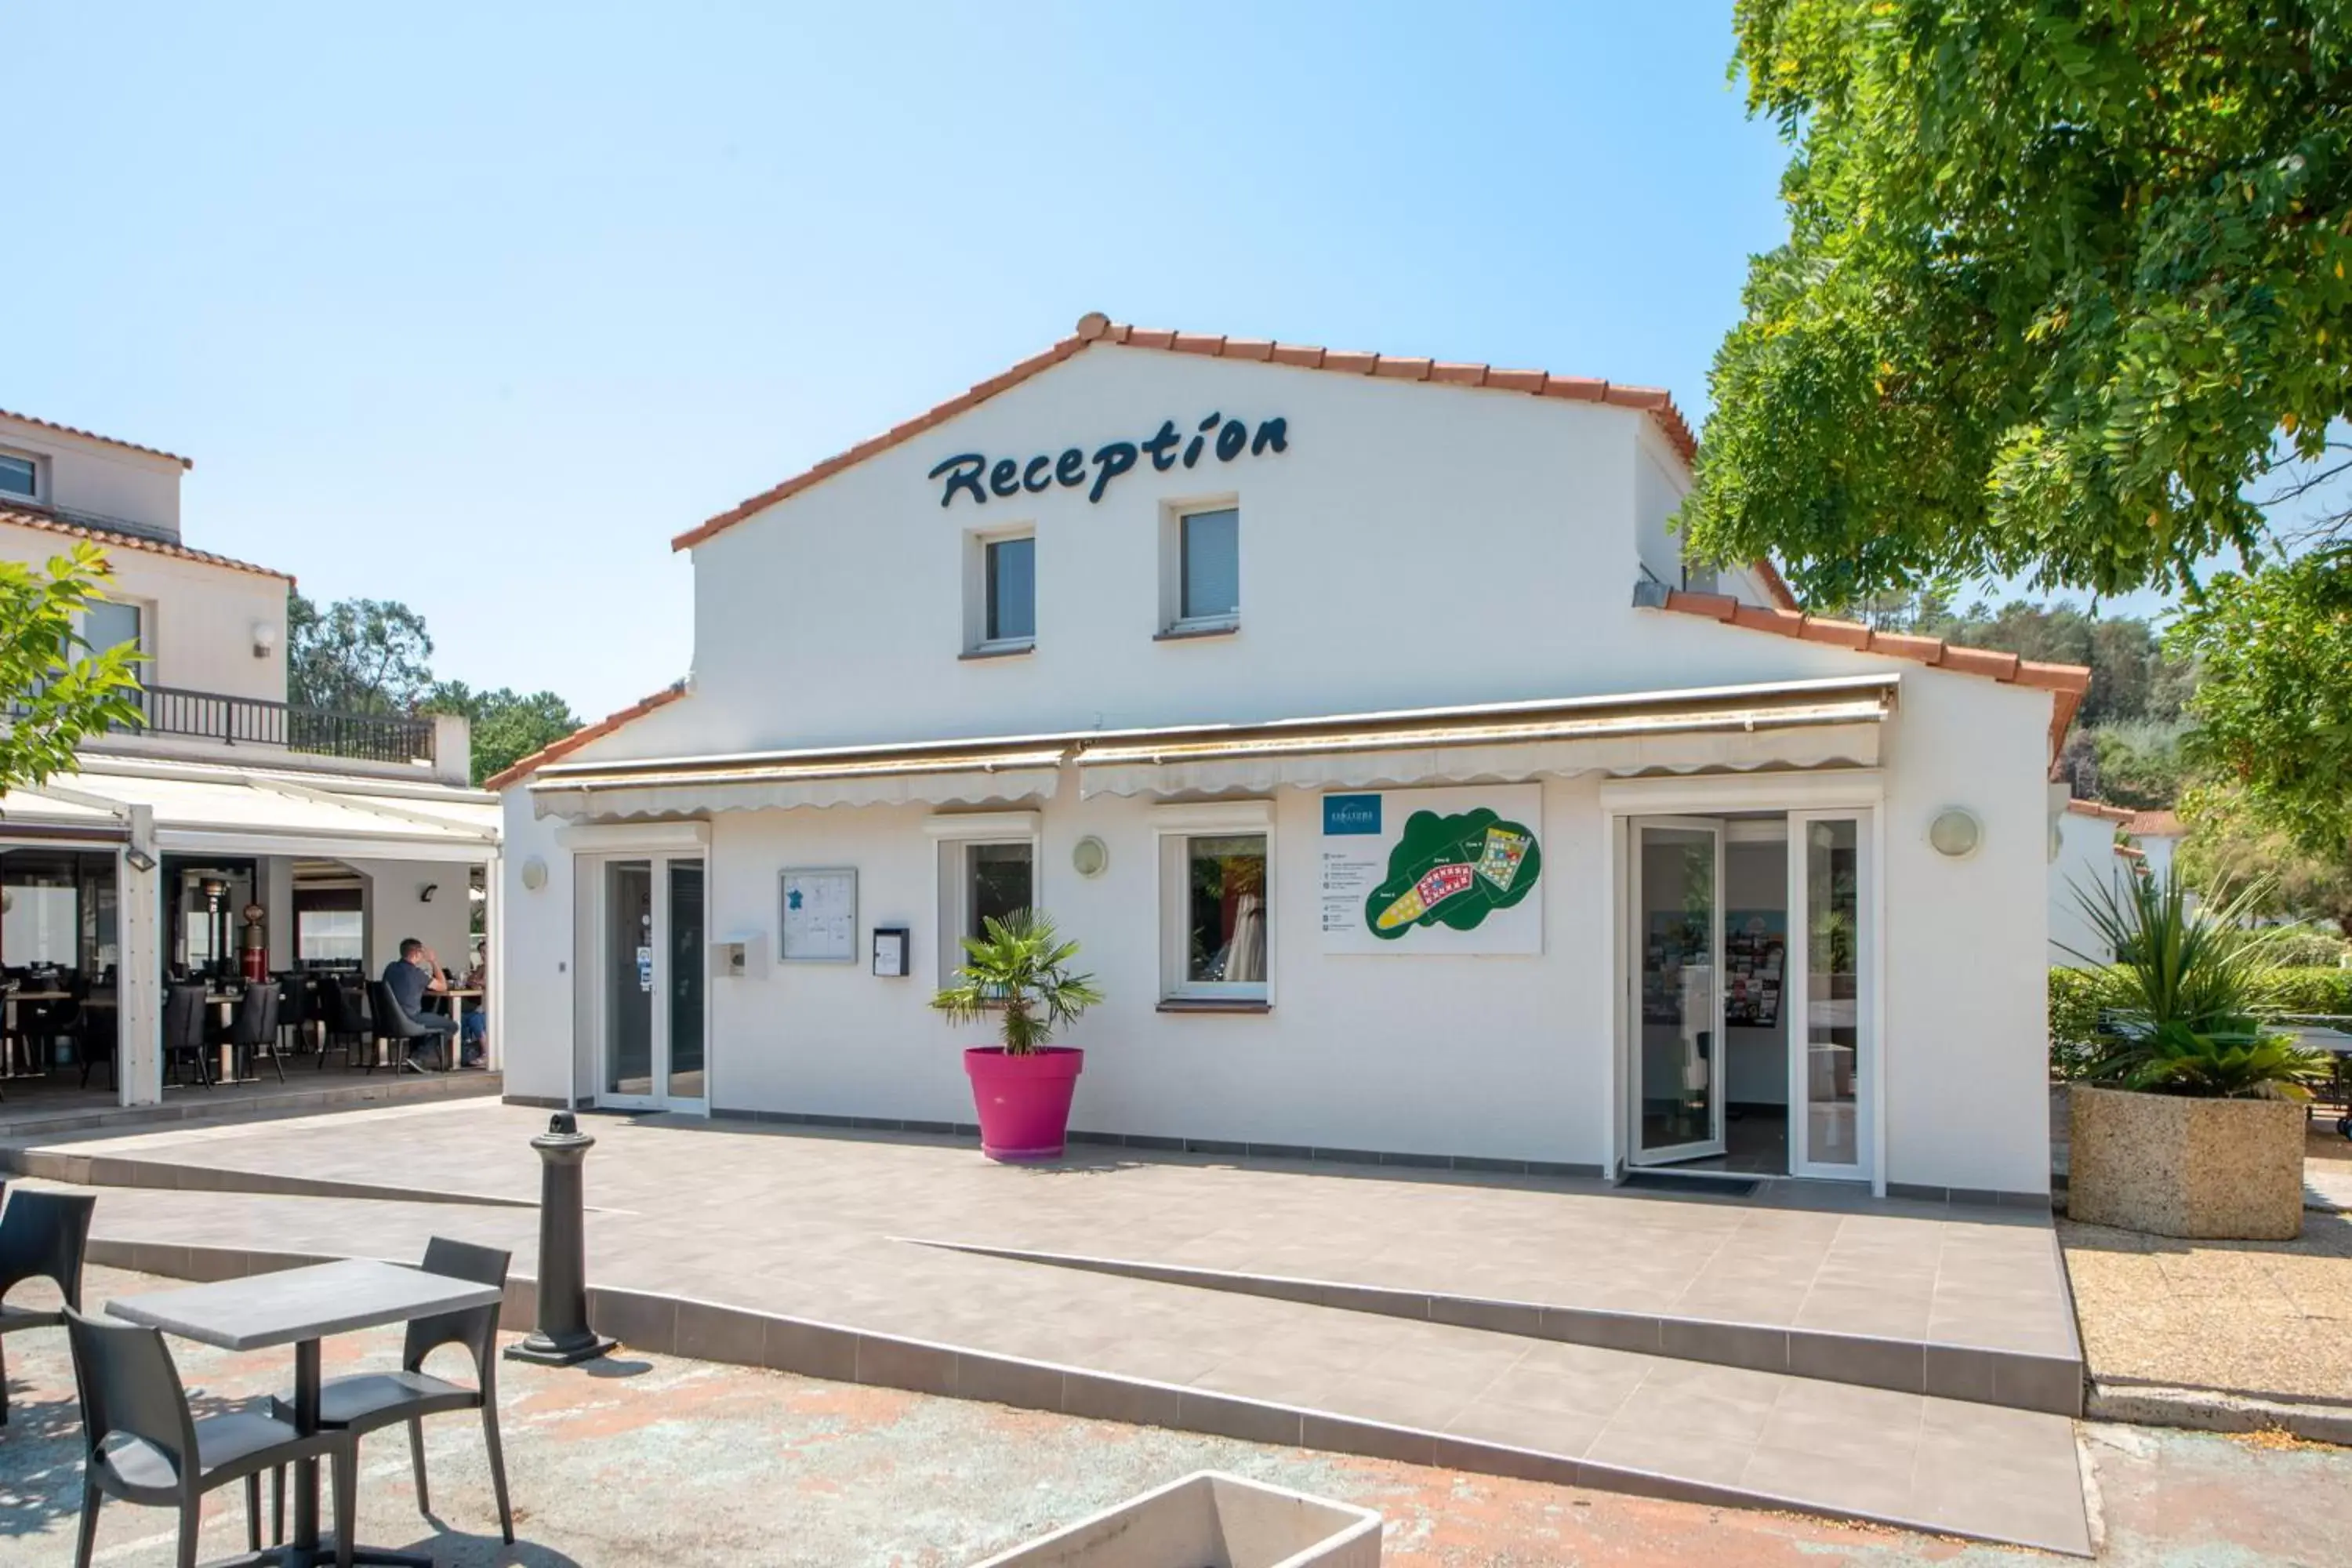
[985,535,1035,646]
[0,453,36,501]
[85,599,143,659]
[1165,505,1240,635]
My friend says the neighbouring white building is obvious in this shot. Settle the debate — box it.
[0,407,499,1102]
[494,314,2090,1200]
[2049,800,2185,967]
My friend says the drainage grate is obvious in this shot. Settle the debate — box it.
[1620,1171,1761,1197]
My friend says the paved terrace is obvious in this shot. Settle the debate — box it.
[2,1099,2092,1555]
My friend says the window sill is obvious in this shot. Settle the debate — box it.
[960,642,1036,661]
[1154,622,1240,643]
[1156,996,1272,1015]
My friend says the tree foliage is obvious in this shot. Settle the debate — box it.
[423,681,582,786]
[286,594,434,714]
[1687,1,2352,601]
[0,545,148,789]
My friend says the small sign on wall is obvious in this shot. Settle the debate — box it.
[872,927,909,978]
[780,867,858,963]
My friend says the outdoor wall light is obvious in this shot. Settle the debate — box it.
[419,882,440,903]
[252,621,279,659]
[125,848,157,873]
[1929,808,1984,859]
[521,857,548,892]
[1072,835,1109,877]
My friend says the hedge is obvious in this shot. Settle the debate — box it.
[2048,964,2352,1080]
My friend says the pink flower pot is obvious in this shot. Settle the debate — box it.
[964,1046,1084,1162]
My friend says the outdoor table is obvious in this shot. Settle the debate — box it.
[2283,1018,2352,1138]
[107,1258,505,1567]
[2,988,74,1077]
[441,988,484,1069]
[205,988,262,1084]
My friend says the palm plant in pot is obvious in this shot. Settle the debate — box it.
[932,911,1103,1162]
[2061,871,2327,1238]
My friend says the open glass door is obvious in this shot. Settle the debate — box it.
[595,853,709,1114]
[1789,813,1867,1178]
[1630,818,1726,1165]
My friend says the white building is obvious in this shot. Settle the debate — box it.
[0,406,499,1102]
[2048,801,2185,967]
[495,315,2089,1200]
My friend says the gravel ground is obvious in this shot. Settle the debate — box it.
[3,1267,2349,1566]
[2060,1144,2352,1407]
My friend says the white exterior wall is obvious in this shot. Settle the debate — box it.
[341,856,474,978]
[500,343,2060,1194]
[0,520,289,703]
[0,416,184,535]
[2049,811,2122,967]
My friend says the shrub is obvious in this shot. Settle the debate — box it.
[2049,966,2110,1080]
[2262,928,2350,970]
[2253,966,2352,1018]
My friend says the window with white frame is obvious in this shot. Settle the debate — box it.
[0,452,36,502]
[1163,504,1239,633]
[966,528,1036,653]
[931,815,1042,984]
[1156,804,1271,1002]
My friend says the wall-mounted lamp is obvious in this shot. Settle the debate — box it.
[520,857,549,892]
[252,621,280,660]
[1929,808,1984,859]
[124,848,157,873]
[419,882,440,903]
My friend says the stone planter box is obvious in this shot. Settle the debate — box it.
[970,1472,1381,1568]
[2067,1084,2307,1240]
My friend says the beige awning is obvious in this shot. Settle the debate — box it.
[1073,677,1893,797]
[529,676,1895,818]
[529,740,1069,818]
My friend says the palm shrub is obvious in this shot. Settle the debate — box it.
[931,910,1103,1054]
[2066,873,2328,1099]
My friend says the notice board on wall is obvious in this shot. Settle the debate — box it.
[1318,783,1544,955]
[779,867,858,963]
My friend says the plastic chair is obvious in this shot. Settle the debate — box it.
[65,1306,354,1568]
[270,1237,514,1544]
[0,1189,96,1425]
[162,983,212,1090]
[367,980,447,1074]
[228,982,283,1084]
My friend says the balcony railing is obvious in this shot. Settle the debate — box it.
[127,685,437,766]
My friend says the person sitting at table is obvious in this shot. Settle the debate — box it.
[458,953,488,1069]
[382,938,459,1072]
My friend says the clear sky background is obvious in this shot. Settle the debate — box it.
[10,2,2172,720]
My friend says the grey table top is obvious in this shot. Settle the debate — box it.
[106,1258,503,1352]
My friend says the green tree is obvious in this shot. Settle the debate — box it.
[286,594,436,713]
[0,545,150,787]
[2177,779,2352,932]
[423,681,581,786]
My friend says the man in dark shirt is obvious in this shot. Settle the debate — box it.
[383,938,458,1071]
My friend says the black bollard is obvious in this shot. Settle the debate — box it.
[506,1111,617,1366]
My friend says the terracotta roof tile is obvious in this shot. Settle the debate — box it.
[485,681,688,792]
[667,314,1788,610]
[2125,809,2184,838]
[2067,799,2135,822]
[1653,589,2092,764]
[0,407,193,469]
[0,503,290,583]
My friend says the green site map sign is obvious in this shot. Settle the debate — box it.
[1364,807,1542,940]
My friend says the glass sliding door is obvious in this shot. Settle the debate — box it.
[1789,813,1867,1177]
[596,853,708,1112]
[1630,818,1727,1165]
[602,861,656,1100]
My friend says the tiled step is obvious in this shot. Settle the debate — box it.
[75,1227,2091,1558]
[900,1236,2085,1417]
[0,1070,500,1143]
[4,1144,536,1207]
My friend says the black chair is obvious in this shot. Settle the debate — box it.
[162,983,212,1090]
[227,982,284,1085]
[367,980,446,1074]
[66,1307,355,1568]
[275,972,314,1060]
[270,1237,514,1545]
[75,1007,118,1091]
[319,982,369,1070]
[0,1189,97,1426]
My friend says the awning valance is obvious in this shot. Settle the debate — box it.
[529,675,1896,819]
[529,742,1068,818]
[0,760,499,862]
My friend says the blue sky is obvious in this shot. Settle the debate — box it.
[9,2,2167,719]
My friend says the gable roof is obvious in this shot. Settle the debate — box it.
[0,503,290,583]
[672,311,1785,612]
[0,406,193,469]
[1653,590,2091,761]
[483,681,688,792]
[2066,798,2134,823]
[2124,808,2183,839]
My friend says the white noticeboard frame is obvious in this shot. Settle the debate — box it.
[779,866,858,964]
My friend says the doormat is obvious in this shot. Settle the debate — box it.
[1620,1171,1761,1197]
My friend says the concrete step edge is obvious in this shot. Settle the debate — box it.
[78,1237,2089,1559]
[897,1236,2085,1418]
[2085,1380,2352,1446]
[5,1145,537,1210]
